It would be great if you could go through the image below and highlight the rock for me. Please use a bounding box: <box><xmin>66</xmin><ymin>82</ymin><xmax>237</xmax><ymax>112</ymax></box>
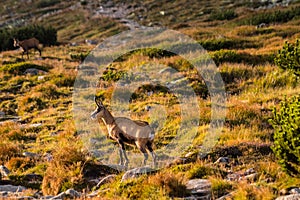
<box><xmin>243</xmin><ymin>173</ymin><xmax>258</xmax><ymax>182</ymax></box>
<box><xmin>85</xmin><ymin>39</ymin><xmax>98</xmax><ymax>45</ymax></box>
<box><xmin>29</xmin><ymin>123</ymin><xmax>43</xmax><ymax>128</ymax></box>
<box><xmin>0</xmin><ymin>165</ymin><xmax>10</xmax><ymax>177</ymax></box>
<box><xmin>290</xmin><ymin>188</ymin><xmax>300</xmax><ymax>194</ymax></box>
<box><xmin>0</xmin><ymin>185</ymin><xmax>26</xmax><ymax>192</ymax></box>
<box><xmin>185</xmin><ymin>151</ymin><xmax>198</xmax><ymax>160</ymax></box>
<box><xmin>0</xmin><ymin>191</ymin><xmax>8</xmax><ymax>197</ymax></box>
<box><xmin>65</xmin><ymin>188</ymin><xmax>81</xmax><ymax>198</ymax></box>
<box><xmin>145</xmin><ymin>105</ymin><xmax>152</xmax><ymax>111</ymax></box>
<box><xmin>226</xmin><ymin>173</ymin><xmax>240</xmax><ymax>181</ymax></box>
<box><xmin>214</xmin><ymin>157</ymin><xmax>229</xmax><ymax>164</ymax></box>
<box><xmin>22</xmin><ymin>152</ymin><xmax>39</xmax><ymax>159</ymax></box>
<box><xmin>0</xmin><ymin>111</ymin><xmax>5</xmax><ymax>116</ymax></box>
<box><xmin>244</xmin><ymin>168</ymin><xmax>255</xmax><ymax>175</ymax></box>
<box><xmin>38</xmin><ymin>76</ymin><xmax>45</xmax><ymax>81</ymax></box>
<box><xmin>121</xmin><ymin>166</ymin><xmax>155</xmax><ymax>182</ymax></box>
<box><xmin>166</xmin><ymin>157</ymin><xmax>191</xmax><ymax>167</ymax></box>
<box><xmin>43</xmin><ymin>153</ymin><xmax>53</xmax><ymax>162</ymax></box>
<box><xmin>41</xmin><ymin>195</ymin><xmax>55</xmax><ymax>199</ymax></box>
<box><xmin>217</xmin><ymin>192</ymin><xmax>234</xmax><ymax>200</ymax></box>
<box><xmin>275</xmin><ymin>194</ymin><xmax>300</xmax><ymax>200</ymax></box>
<box><xmin>87</xmin><ymin>191</ymin><xmax>98</xmax><ymax>198</ymax></box>
<box><xmin>96</xmin><ymin>174</ymin><xmax>117</xmax><ymax>188</ymax></box>
<box><xmin>50</xmin><ymin>192</ymin><xmax>66</xmax><ymax>199</ymax></box>
<box><xmin>16</xmin><ymin>196</ymin><xmax>35</xmax><ymax>200</ymax></box>
<box><xmin>186</xmin><ymin>179</ymin><xmax>211</xmax><ymax>197</ymax></box>
<box><xmin>24</xmin><ymin>68</ymin><xmax>47</xmax><ymax>75</ymax></box>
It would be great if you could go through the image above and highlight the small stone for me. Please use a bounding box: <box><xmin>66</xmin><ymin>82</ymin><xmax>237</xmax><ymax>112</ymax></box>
<box><xmin>121</xmin><ymin>166</ymin><xmax>155</xmax><ymax>182</ymax></box>
<box><xmin>24</xmin><ymin>68</ymin><xmax>47</xmax><ymax>75</ymax></box>
<box><xmin>0</xmin><ymin>191</ymin><xmax>8</xmax><ymax>197</ymax></box>
<box><xmin>50</xmin><ymin>192</ymin><xmax>65</xmax><ymax>199</ymax></box>
<box><xmin>290</xmin><ymin>188</ymin><xmax>300</xmax><ymax>194</ymax></box>
<box><xmin>37</xmin><ymin>76</ymin><xmax>45</xmax><ymax>81</ymax></box>
<box><xmin>96</xmin><ymin>174</ymin><xmax>116</xmax><ymax>188</ymax></box>
<box><xmin>244</xmin><ymin>173</ymin><xmax>258</xmax><ymax>182</ymax></box>
<box><xmin>186</xmin><ymin>179</ymin><xmax>211</xmax><ymax>196</ymax></box>
<box><xmin>43</xmin><ymin>153</ymin><xmax>53</xmax><ymax>162</ymax></box>
<box><xmin>275</xmin><ymin>194</ymin><xmax>300</xmax><ymax>200</ymax></box>
<box><xmin>0</xmin><ymin>165</ymin><xmax>10</xmax><ymax>177</ymax></box>
<box><xmin>244</xmin><ymin>168</ymin><xmax>255</xmax><ymax>175</ymax></box>
<box><xmin>65</xmin><ymin>188</ymin><xmax>81</xmax><ymax>198</ymax></box>
<box><xmin>29</xmin><ymin>123</ymin><xmax>42</xmax><ymax>128</ymax></box>
<box><xmin>22</xmin><ymin>152</ymin><xmax>39</xmax><ymax>159</ymax></box>
<box><xmin>214</xmin><ymin>157</ymin><xmax>229</xmax><ymax>164</ymax></box>
<box><xmin>0</xmin><ymin>185</ymin><xmax>26</xmax><ymax>192</ymax></box>
<box><xmin>87</xmin><ymin>191</ymin><xmax>98</xmax><ymax>198</ymax></box>
<box><xmin>226</xmin><ymin>173</ymin><xmax>240</xmax><ymax>181</ymax></box>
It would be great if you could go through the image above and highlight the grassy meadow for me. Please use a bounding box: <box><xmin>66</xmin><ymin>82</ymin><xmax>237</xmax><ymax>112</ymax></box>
<box><xmin>0</xmin><ymin>0</ymin><xmax>300</xmax><ymax>199</ymax></box>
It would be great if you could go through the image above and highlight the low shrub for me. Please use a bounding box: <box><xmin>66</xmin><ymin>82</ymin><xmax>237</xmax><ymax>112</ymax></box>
<box><xmin>70</xmin><ymin>52</ymin><xmax>89</xmax><ymax>62</ymax></box>
<box><xmin>275</xmin><ymin>39</ymin><xmax>300</xmax><ymax>76</ymax></box>
<box><xmin>199</xmin><ymin>38</ymin><xmax>259</xmax><ymax>51</ymax></box>
<box><xmin>34</xmin><ymin>83</ymin><xmax>63</xmax><ymax>99</ymax></box>
<box><xmin>17</xmin><ymin>93</ymin><xmax>47</xmax><ymax>114</ymax></box>
<box><xmin>0</xmin><ymin>142</ymin><xmax>21</xmax><ymax>163</ymax></box>
<box><xmin>210</xmin><ymin>177</ymin><xmax>232</xmax><ymax>199</ymax></box>
<box><xmin>51</xmin><ymin>74</ymin><xmax>76</xmax><ymax>87</ymax></box>
<box><xmin>208</xmin><ymin>9</ymin><xmax>237</xmax><ymax>21</ymax></box>
<box><xmin>211</xmin><ymin>50</ymin><xmax>274</xmax><ymax>66</ymax></box>
<box><xmin>0</xmin><ymin>62</ymin><xmax>49</xmax><ymax>75</ymax></box>
<box><xmin>269</xmin><ymin>95</ymin><xmax>300</xmax><ymax>176</ymax></box>
<box><xmin>36</xmin><ymin>0</ymin><xmax>61</xmax><ymax>8</ymax></box>
<box><xmin>148</xmin><ymin>171</ymin><xmax>189</xmax><ymax>198</ymax></box>
<box><xmin>239</xmin><ymin>6</ymin><xmax>300</xmax><ymax>25</ymax></box>
<box><xmin>100</xmin><ymin>67</ymin><xmax>126</xmax><ymax>82</ymax></box>
<box><xmin>42</xmin><ymin>161</ymin><xmax>84</xmax><ymax>195</ymax></box>
<box><xmin>6</xmin><ymin>157</ymin><xmax>33</xmax><ymax>172</ymax></box>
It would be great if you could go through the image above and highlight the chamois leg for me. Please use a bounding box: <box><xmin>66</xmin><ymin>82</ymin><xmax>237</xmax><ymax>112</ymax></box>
<box><xmin>136</xmin><ymin>142</ymin><xmax>148</xmax><ymax>165</ymax></box>
<box><xmin>21</xmin><ymin>51</ymin><xmax>25</xmax><ymax>59</ymax></box>
<box><xmin>118</xmin><ymin>141</ymin><xmax>129</xmax><ymax>166</ymax></box>
<box><xmin>146</xmin><ymin>141</ymin><xmax>157</xmax><ymax>167</ymax></box>
<box><xmin>118</xmin><ymin>148</ymin><xmax>124</xmax><ymax>166</ymax></box>
<box><xmin>35</xmin><ymin>47</ymin><xmax>41</xmax><ymax>56</ymax></box>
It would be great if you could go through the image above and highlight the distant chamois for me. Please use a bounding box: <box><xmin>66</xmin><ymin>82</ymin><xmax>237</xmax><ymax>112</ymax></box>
<box><xmin>13</xmin><ymin>37</ymin><xmax>42</xmax><ymax>59</ymax></box>
<box><xmin>91</xmin><ymin>97</ymin><xmax>156</xmax><ymax>167</ymax></box>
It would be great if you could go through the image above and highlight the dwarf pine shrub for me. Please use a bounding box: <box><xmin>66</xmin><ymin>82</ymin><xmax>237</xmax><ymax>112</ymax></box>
<box><xmin>275</xmin><ymin>39</ymin><xmax>300</xmax><ymax>76</ymax></box>
<box><xmin>269</xmin><ymin>95</ymin><xmax>300</xmax><ymax>176</ymax></box>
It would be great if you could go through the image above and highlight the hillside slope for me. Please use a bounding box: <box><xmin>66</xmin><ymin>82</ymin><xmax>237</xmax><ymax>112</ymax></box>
<box><xmin>0</xmin><ymin>0</ymin><xmax>299</xmax><ymax>199</ymax></box>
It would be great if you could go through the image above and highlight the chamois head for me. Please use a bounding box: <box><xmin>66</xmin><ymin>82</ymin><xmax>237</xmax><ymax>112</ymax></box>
<box><xmin>13</xmin><ymin>38</ymin><xmax>20</xmax><ymax>47</ymax></box>
<box><xmin>91</xmin><ymin>97</ymin><xmax>105</xmax><ymax>120</ymax></box>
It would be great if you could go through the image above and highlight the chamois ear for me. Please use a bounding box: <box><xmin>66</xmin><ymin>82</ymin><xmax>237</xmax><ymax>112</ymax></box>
<box><xmin>94</xmin><ymin>96</ymin><xmax>103</xmax><ymax>107</ymax></box>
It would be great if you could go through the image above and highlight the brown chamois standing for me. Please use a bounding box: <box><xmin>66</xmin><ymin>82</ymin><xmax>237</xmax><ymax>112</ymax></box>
<box><xmin>13</xmin><ymin>37</ymin><xmax>42</xmax><ymax>59</ymax></box>
<box><xmin>91</xmin><ymin>97</ymin><xmax>156</xmax><ymax>167</ymax></box>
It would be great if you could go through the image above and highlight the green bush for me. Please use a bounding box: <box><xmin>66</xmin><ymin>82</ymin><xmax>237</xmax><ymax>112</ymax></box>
<box><xmin>0</xmin><ymin>62</ymin><xmax>49</xmax><ymax>75</ymax></box>
<box><xmin>275</xmin><ymin>39</ymin><xmax>300</xmax><ymax>76</ymax></box>
<box><xmin>199</xmin><ymin>38</ymin><xmax>259</xmax><ymax>51</ymax></box>
<box><xmin>269</xmin><ymin>95</ymin><xmax>300</xmax><ymax>176</ymax></box>
<box><xmin>70</xmin><ymin>52</ymin><xmax>89</xmax><ymax>62</ymax></box>
<box><xmin>36</xmin><ymin>0</ymin><xmax>60</xmax><ymax>8</ymax></box>
<box><xmin>211</xmin><ymin>50</ymin><xmax>274</xmax><ymax>65</ymax></box>
<box><xmin>100</xmin><ymin>68</ymin><xmax>126</xmax><ymax>82</ymax></box>
<box><xmin>208</xmin><ymin>9</ymin><xmax>237</xmax><ymax>21</ymax></box>
<box><xmin>240</xmin><ymin>6</ymin><xmax>300</xmax><ymax>25</ymax></box>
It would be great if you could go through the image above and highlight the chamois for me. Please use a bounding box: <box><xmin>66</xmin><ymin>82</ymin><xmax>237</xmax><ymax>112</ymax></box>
<box><xmin>91</xmin><ymin>97</ymin><xmax>156</xmax><ymax>167</ymax></box>
<box><xmin>13</xmin><ymin>37</ymin><xmax>42</xmax><ymax>59</ymax></box>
